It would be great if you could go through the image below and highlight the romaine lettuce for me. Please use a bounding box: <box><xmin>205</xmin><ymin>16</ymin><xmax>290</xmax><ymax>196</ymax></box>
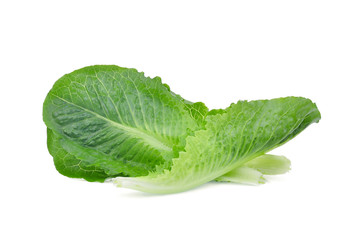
<box><xmin>43</xmin><ymin>65</ymin><xmax>320</xmax><ymax>193</ymax></box>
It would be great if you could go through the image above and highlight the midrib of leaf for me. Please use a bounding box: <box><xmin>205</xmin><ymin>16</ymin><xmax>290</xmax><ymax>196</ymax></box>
<box><xmin>50</xmin><ymin>93</ymin><xmax>173</xmax><ymax>152</ymax></box>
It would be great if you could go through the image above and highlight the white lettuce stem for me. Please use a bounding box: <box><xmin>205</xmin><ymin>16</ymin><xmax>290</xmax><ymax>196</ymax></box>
<box><xmin>215</xmin><ymin>166</ymin><xmax>266</xmax><ymax>185</ymax></box>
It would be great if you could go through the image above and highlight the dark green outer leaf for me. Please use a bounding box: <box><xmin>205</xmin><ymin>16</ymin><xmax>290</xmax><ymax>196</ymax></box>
<box><xmin>43</xmin><ymin>65</ymin><xmax>202</xmax><ymax>177</ymax></box>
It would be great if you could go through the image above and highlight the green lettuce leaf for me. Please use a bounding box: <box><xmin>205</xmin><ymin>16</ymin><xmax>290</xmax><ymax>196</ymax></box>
<box><xmin>113</xmin><ymin>97</ymin><xmax>320</xmax><ymax>193</ymax></box>
<box><xmin>43</xmin><ymin>65</ymin><xmax>204</xmax><ymax>177</ymax></box>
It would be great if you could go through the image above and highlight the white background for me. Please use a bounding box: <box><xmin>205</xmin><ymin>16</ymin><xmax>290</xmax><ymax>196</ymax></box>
<box><xmin>1</xmin><ymin>1</ymin><xmax>358</xmax><ymax>239</ymax></box>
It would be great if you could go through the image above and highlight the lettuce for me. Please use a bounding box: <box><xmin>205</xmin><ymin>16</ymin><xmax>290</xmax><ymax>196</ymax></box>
<box><xmin>43</xmin><ymin>65</ymin><xmax>320</xmax><ymax>193</ymax></box>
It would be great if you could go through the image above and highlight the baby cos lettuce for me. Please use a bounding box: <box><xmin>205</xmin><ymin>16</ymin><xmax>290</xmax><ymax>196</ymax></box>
<box><xmin>43</xmin><ymin>65</ymin><xmax>320</xmax><ymax>194</ymax></box>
